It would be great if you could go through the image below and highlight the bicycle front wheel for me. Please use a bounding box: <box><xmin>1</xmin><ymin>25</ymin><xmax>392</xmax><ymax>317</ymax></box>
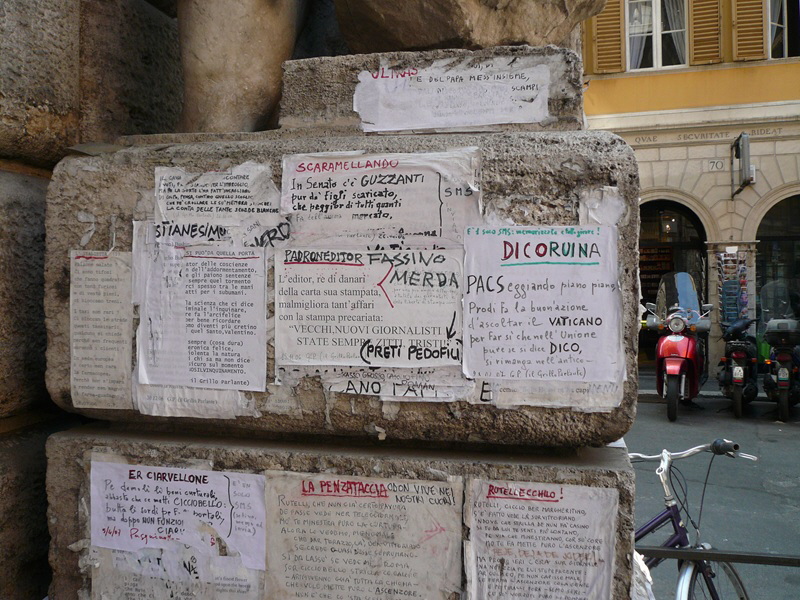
<box><xmin>675</xmin><ymin>560</ymin><xmax>749</xmax><ymax>600</ymax></box>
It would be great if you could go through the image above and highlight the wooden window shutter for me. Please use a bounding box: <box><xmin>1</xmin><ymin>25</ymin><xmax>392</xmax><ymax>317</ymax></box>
<box><xmin>689</xmin><ymin>0</ymin><xmax>723</xmax><ymax>64</ymax></box>
<box><xmin>733</xmin><ymin>0</ymin><xmax>767</xmax><ymax>60</ymax></box>
<box><xmin>591</xmin><ymin>0</ymin><xmax>625</xmax><ymax>73</ymax></box>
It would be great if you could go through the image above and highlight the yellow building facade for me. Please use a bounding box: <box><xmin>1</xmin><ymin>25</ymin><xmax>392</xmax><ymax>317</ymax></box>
<box><xmin>582</xmin><ymin>0</ymin><xmax>800</xmax><ymax>366</ymax></box>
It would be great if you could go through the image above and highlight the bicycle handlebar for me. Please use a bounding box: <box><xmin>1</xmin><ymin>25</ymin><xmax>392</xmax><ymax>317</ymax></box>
<box><xmin>629</xmin><ymin>439</ymin><xmax>757</xmax><ymax>462</ymax></box>
<box><xmin>710</xmin><ymin>438</ymin><xmax>738</xmax><ymax>455</ymax></box>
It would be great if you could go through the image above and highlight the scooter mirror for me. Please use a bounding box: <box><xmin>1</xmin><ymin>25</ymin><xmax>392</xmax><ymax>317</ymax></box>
<box><xmin>702</xmin><ymin>303</ymin><xmax>713</xmax><ymax>313</ymax></box>
<box><xmin>646</xmin><ymin>314</ymin><xmax>660</xmax><ymax>330</ymax></box>
<box><xmin>645</xmin><ymin>302</ymin><xmax>656</xmax><ymax>313</ymax></box>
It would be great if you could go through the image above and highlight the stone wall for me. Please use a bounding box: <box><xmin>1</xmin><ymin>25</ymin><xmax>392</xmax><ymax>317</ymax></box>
<box><xmin>47</xmin><ymin>426</ymin><xmax>635</xmax><ymax>599</ymax></box>
<box><xmin>45</xmin><ymin>129</ymin><xmax>640</xmax><ymax>448</ymax></box>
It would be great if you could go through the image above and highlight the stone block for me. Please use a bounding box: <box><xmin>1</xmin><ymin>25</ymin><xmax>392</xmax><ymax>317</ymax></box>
<box><xmin>45</xmin><ymin>130</ymin><xmax>640</xmax><ymax>448</ymax></box>
<box><xmin>46</xmin><ymin>425</ymin><xmax>635</xmax><ymax>599</ymax></box>
<box><xmin>79</xmin><ymin>0</ymin><xmax>182</xmax><ymax>144</ymax></box>
<box><xmin>280</xmin><ymin>46</ymin><xmax>584</xmax><ymax>134</ymax></box>
<box><xmin>0</xmin><ymin>0</ymin><xmax>180</xmax><ymax>167</ymax></box>
<box><xmin>0</xmin><ymin>167</ymin><xmax>49</xmax><ymax>417</ymax></box>
<box><xmin>332</xmin><ymin>0</ymin><xmax>604</xmax><ymax>53</ymax></box>
<box><xmin>0</xmin><ymin>0</ymin><xmax>81</xmax><ymax>166</ymax></box>
<box><xmin>1</xmin><ymin>413</ymin><xmax>75</xmax><ymax>599</ymax></box>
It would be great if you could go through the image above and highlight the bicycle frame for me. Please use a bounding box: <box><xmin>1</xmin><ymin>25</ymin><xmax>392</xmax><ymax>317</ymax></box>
<box><xmin>631</xmin><ymin>440</ymin><xmax>756</xmax><ymax>600</ymax></box>
<box><xmin>635</xmin><ymin>503</ymin><xmax>690</xmax><ymax>570</ymax></box>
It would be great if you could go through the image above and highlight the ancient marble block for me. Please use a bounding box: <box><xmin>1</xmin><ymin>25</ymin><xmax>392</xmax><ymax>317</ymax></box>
<box><xmin>46</xmin><ymin>425</ymin><xmax>635</xmax><ymax>599</ymax></box>
<box><xmin>177</xmin><ymin>0</ymin><xmax>306</xmax><ymax>133</ymax></box>
<box><xmin>44</xmin><ymin>130</ymin><xmax>640</xmax><ymax>448</ymax></box>
<box><xmin>0</xmin><ymin>0</ymin><xmax>80</xmax><ymax>166</ymax></box>
<box><xmin>0</xmin><ymin>168</ymin><xmax>49</xmax><ymax>416</ymax></box>
<box><xmin>0</xmin><ymin>0</ymin><xmax>180</xmax><ymax>167</ymax></box>
<box><xmin>280</xmin><ymin>46</ymin><xmax>584</xmax><ymax>134</ymax></box>
<box><xmin>333</xmin><ymin>0</ymin><xmax>605</xmax><ymax>53</ymax></box>
<box><xmin>79</xmin><ymin>0</ymin><xmax>182</xmax><ymax>143</ymax></box>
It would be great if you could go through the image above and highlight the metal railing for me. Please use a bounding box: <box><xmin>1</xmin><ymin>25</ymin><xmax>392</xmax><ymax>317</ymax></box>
<box><xmin>637</xmin><ymin>545</ymin><xmax>800</xmax><ymax>568</ymax></box>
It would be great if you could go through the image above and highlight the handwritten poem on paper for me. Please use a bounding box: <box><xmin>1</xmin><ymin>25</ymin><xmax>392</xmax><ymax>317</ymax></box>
<box><xmin>353</xmin><ymin>57</ymin><xmax>550</xmax><ymax>132</ymax></box>
<box><xmin>264</xmin><ymin>472</ymin><xmax>463</xmax><ymax>599</ymax></box>
<box><xmin>90</xmin><ymin>461</ymin><xmax>266</xmax><ymax>571</ymax></box>
<box><xmin>463</xmin><ymin>226</ymin><xmax>623</xmax><ymax>383</ymax></box>
<box><xmin>467</xmin><ymin>479</ymin><xmax>618</xmax><ymax>600</ymax></box>
<box><xmin>155</xmin><ymin>162</ymin><xmax>281</xmax><ymax>225</ymax></box>
<box><xmin>281</xmin><ymin>149</ymin><xmax>480</xmax><ymax>244</ymax></box>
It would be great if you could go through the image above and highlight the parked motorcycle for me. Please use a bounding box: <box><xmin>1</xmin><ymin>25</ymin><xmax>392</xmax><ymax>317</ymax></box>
<box><xmin>644</xmin><ymin>272</ymin><xmax>713</xmax><ymax>422</ymax></box>
<box><xmin>716</xmin><ymin>318</ymin><xmax>758</xmax><ymax>418</ymax></box>
<box><xmin>761</xmin><ymin>280</ymin><xmax>800</xmax><ymax>422</ymax></box>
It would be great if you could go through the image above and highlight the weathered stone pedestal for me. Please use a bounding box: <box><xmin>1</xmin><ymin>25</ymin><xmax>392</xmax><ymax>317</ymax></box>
<box><xmin>47</xmin><ymin>426</ymin><xmax>634</xmax><ymax>599</ymax></box>
<box><xmin>45</xmin><ymin>46</ymin><xmax>639</xmax><ymax>598</ymax></box>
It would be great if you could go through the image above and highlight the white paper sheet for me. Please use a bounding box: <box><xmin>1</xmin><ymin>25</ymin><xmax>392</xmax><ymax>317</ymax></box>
<box><xmin>90</xmin><ymin>460</ymin><xmax>266</xmax><ymax>571</ymax></box>
<box><xmin>133</xmin><ymin>383</ymin><xmax>257</xmax><ymax>419</ymax></box>
<box><xmin>154</xmin><ymin>162</ymin><xmax>281</xmax><ymax>225</ymax></box>
<box><xmin>264</xmin><ymin>471</ymin><xmax>463</xmax><ymax>599</ymax></box>
<box><xmin>354</xmin><ymin>57</ymin><xmax>550</xmax><ymax>132</ymax></box>
<box><xmin>487</xmin><ymin>380</ymin><xmax>624</xmax><ymax>411</ymax></box>
<box><xmin>275</xmin><ymin>248</ymin><xmax>463</xmax><ymax>367</ymax></box>
<box><xmin>280</xmin><ymin>148</ymin><xmax>481</xmax><ymax>245</ymax></box>
<box><xmin>137</xmin><ymin>246</ymin><xmax>267</xmax><ymax>391</ymax></box>
<box><xmin>466</xmin><ymin>479</ymin><xmax>618</xmax><ymax>600</ymax></box>
<box><xmin>70</xmin><ymin>250</ymin><xmax>134</xmax><ymax>409</ymax></box>
<box><xmin>90</xmin><ymin>547</ymin><xmax>264</xmax><ymax>599</ymax></box>
<box><xmin>151</xmin><ymin>220</ymin><xmax>234</xmax><ymax>246</ymax></box>
<box><xmin>463</xmin><ymin>226</ymin><xmax>624</xmax><ymax>385</ymax></box>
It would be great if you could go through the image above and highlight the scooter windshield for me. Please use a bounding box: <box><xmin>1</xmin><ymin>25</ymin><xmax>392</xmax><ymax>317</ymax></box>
<box><xmin>655</xmin><ymin>272</ymin><xmax>701</xmax><ymax>324</ymax></box>
<box><xmin>760</xmin><ymin>279</ymin><xmax>800</xmax><ymax>321</ymax></box>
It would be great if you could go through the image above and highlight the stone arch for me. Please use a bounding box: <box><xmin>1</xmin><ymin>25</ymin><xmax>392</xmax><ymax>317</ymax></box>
<box><xmin>639</xmin><ymin>187</ymin><xmax>720</xmax><ymax>242</ymax></box>
<box><xmin>742</xmin><ymin>182</ymin><xmax>800</xmax><ymax>240</ymax></box>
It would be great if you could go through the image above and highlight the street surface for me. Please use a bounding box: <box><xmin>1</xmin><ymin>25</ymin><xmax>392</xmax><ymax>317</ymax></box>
<box><xmin>624</xmin><ymin>381</ymin><xmax>800</xmax><ymax>599</ymax></box>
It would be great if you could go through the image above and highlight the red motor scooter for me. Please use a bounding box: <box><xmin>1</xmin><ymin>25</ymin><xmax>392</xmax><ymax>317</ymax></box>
<box><xmin>644</xmin><ymin>272</ymin><xmax>713</xmax><ymax>422</ymax></box>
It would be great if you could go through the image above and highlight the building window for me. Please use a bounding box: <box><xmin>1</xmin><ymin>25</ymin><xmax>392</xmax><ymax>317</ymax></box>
<box><xmin>627</xmin><ymin>0</ymin><xmax>687</xmax><ymax>69</ymax></box>
<box><xmin>769</xmin><ymin>0</ymin><xmax>800</xmax><ymax>58</ymax></box>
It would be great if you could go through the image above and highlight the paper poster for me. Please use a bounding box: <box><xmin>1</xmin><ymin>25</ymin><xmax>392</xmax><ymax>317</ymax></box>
<box><xmin>280</xmin><ymin>149</ymin><xmax>481</xmax><ymax>245</ymax></box>
<box><xmin>239</xmin><ymin>216</ymin><xmax>292</xmax><ymax>249</ymax></box>
<box><xmin>264</xmin><ymin>471</ymin><xmax>463</xmax><ymax>599</ymax></box>
<box><xmin>463</xmin><ymin>226</ymin><xmax>624</xmax><ymax>384</ymax></box>
<box><xmin>90</xmin><ymin>460</ymin><xmax>266</xmax><ymax>571</ymax></box>
<box><xmin>154</xmin><ymin>162</ymin><xmax>281</xmax><ymax>225</ymax></box>
<box><xmin>275</xmin><ymin>248</ymin><xmax>463</xmax><ymax>367</ymax></box>
<box><xmin>137</xmin><ymin>246</ymin><xmax>267</xmax><ymax>391</ymax></box>
<box><xmin>353</xmin><ymin>57</ymin><xmax>550</xmax><ymax>132</ymax></box>
<box><xmin>488</xmin><ymin>380</ymin><xmax>623</xmax><ymax>411</ymax></box>
<box><xmin>91</xmin><ymin>547</ymin><xmax>264</xmax><ymax>600</ymax></box>
<box><xmin>466</xmin><ymin>479</ymin><xmax>618</xmax><ymax>600</ymax></box>
<box><xmin>70</xmin><ymin>251</ymin><xmax>134</xmax><ymax>409</ymax></box>
<box><xmin>321</xmin><ymin>365</ymin><xmax>471</xmax><ymax>400</ymax></box>
<box><xmin>133</xmin><ymin>383</ymin><xmax>257</xmax><ymax>419</ymax></box>
<box><xmin>152</xmin><ymin>220</ymin><xmax>233</xmax><ymax>246</ymax></box>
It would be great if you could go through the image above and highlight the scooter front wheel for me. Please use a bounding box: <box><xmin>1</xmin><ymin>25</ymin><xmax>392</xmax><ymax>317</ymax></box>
<box><xmin>733</xmin><ymin>385</ymin><xmax>743</xmax><ymax>418</ymax></box>
<box><xmin>666</xmin><ymin>374</ymin><xmax>680</xmax><ymax>422</ymax></box>
<box><xmin>778</xmin><ymin>388</ymin><xmax>790</xmax><ymax>422</ymax></box>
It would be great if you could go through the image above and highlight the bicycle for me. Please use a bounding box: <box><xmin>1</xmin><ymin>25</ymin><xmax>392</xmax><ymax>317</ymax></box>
<box><xmin>630</xmin><ymin>438</ymin><xmax>758</xmax><ymax>599</ymax></box>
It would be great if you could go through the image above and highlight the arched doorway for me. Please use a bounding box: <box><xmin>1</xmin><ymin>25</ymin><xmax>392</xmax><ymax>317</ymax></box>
<box><xmin>639</xmin><ymin>200</ymin><xmax>708</xmax><ymax>362</ymax></box>
<box><xmin>756</xmin><ymin>194</ymin><xmax>800</xmax><ymax>289</ymax></box>
<box><xmin>755</xmin><ymin>194</ymin><xmax>800</xmax><ymax>359</ymax></box>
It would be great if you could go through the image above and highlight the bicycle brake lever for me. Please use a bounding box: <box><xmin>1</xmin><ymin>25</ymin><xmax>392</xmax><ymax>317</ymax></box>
<box><xmin>735</xmin><ymin>452</ymin><xmax>758</xmax><ymax>461</ymax></box>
